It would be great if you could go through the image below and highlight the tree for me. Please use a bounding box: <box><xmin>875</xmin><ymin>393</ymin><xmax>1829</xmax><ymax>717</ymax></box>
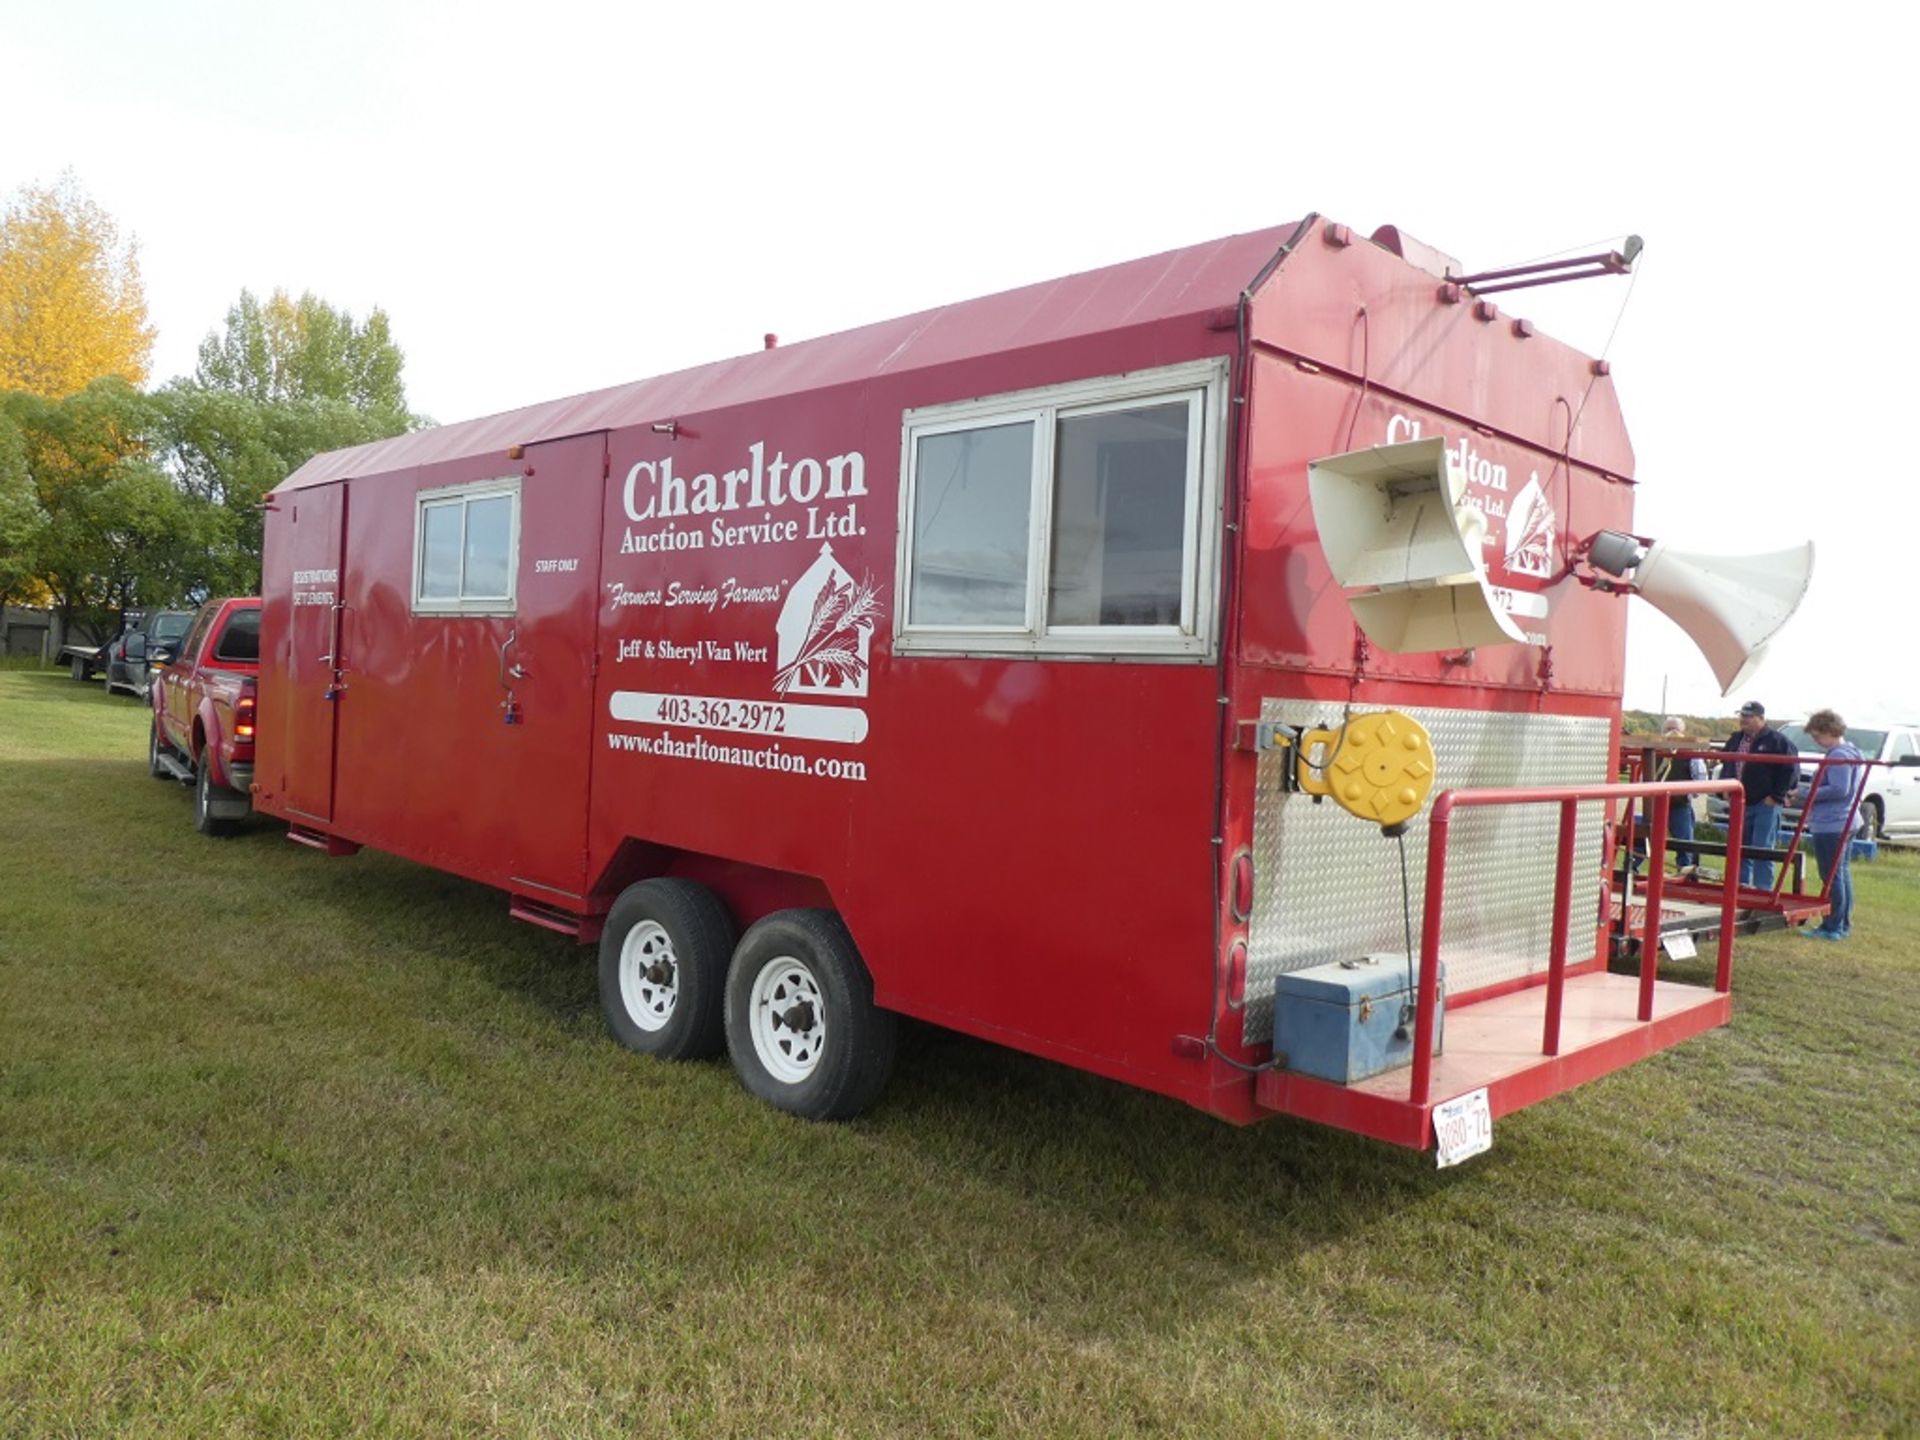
<box><xmin>194</xmin><ymin>288</ymin><xmax>412</xmax><ymax>426</ymax></box>
<box><xmin>153</xmin><ymin>384</ymin><xmax>406</xmax><ymax>593</ymax></box>
<box><xmin>0</xmin><ymin>174</ymin><xmax>154</xmax><ymax>398</ymax></box>
<box><xmin>0</xmin><ymin>405</ymin><xmax>49</xmax><ymax>604</ymax></box>
<box><xmin>1</xmin><ymin>380</ymin><xmax>214</xmax><ymax>636</ymax></box>
<box><xmin>171</xmin><ymin>286</ymin><xmax>423</xmax><ymax>590</ymax></box>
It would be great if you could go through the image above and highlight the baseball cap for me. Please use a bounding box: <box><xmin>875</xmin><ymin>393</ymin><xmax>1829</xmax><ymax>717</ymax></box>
<box><xmin>1739</xmin><ymin>701</ymin><xmax>1765</xmax><ymax>717</ymax></box>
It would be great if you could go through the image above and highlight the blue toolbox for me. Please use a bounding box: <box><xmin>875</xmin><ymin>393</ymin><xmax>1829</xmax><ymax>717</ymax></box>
<box><xmin>1272</xmin><ymin>953</ymin><xmax>1444</xmax><ymax>1084</ymax></box>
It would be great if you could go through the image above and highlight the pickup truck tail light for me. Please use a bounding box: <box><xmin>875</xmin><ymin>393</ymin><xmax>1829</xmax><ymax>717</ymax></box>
<box><xmin>234</xmin><ymin>695</ymin><xmax>257</xmax><ymax>753</ymax></box>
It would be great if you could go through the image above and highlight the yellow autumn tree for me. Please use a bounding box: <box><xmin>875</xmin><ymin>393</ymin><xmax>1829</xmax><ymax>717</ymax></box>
<box><xmin>0</xmin><ymin>174</ymin><xmax>155</xmax><ymax>399</ymax></box>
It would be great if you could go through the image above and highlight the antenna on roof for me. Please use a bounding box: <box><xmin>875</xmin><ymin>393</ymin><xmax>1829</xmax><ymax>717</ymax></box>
<box><xmin>1450</xmin><ymin>236</ymin><xmax>1643</xmax><ymax>296</ymax></box>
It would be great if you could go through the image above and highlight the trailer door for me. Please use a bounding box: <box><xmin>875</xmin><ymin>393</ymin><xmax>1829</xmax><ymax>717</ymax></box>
<box><xmin>280</xmin><ymin>481</ymin><xmax>348</xmax><ymax>823</ymax></box>
<box><xmin>506</xmin><ymin>433</ymin><xmax>607</xmax><ymax>900</ymax></box>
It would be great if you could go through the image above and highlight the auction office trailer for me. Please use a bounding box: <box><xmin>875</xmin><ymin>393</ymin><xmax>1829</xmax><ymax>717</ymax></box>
<box><xmin>258</xmin><ymin>216</ymin><xmax>1733</xmax><ymax>1149</ymax></box>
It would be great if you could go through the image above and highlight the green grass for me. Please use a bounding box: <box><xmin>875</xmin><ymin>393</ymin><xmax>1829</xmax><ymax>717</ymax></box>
<box><xmin>1</xmin><ymin>669</ymin><xmax>1915</xmax><ymax>1439</ymax></box>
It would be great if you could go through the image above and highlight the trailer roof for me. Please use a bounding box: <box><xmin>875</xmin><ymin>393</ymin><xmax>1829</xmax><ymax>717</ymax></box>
<box><xmin>275</xmin><ymin>223</ymin><xmax>1305</xmax><ymax>492</ymax></box>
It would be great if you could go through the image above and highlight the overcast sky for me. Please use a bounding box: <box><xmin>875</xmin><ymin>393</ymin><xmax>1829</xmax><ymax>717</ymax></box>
<box><xmin>4</xmin><ymin>1</ymin><xmax>1910</xmax><ymax>723</ymax></box>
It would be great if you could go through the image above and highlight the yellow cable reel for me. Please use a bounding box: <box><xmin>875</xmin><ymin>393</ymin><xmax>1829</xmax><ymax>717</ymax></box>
<box><xmin>1296</xmin><ymin>710</ymin><xmax>1436</xmax><ymax>832</ymax></box>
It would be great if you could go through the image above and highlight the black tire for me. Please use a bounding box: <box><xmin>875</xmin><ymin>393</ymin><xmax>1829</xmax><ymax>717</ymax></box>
<box><xmin>725</xmin><ymin>908</ymin><xmax>896</xmax><ymax>1121</ymax></box>
<box><xmin>70</xmin><ymin>656</ymin><xmax>87</xmax><ymax>682</ymax></box>
<box><xmin>598</xmin><ymin>878</ymin><xmax>737</xmax><ymax>1061</ymax></box>
<box><xmin>192</xmin><ymin>759</ymin><xmax>241</xmax><ymax>838</ymax></box>
<box><xmin>1861</xmin><ymin>797</ymin><xmax>1885</xmax><ymax>840</ymax></box>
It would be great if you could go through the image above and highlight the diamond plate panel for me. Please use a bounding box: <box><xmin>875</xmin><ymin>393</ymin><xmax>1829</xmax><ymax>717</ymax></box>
<box><xmin>1242</xmin><ymin>700</ymin><xmax>1612</xmax><ymax>1046</ymax></box>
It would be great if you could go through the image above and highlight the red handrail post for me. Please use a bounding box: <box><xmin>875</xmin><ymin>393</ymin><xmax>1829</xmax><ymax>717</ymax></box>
<box><xmin>1410</xmin><ymin>795</ymin><xmax>1454</xmax><ymax>1107</ymax></box>
<box><xmin>1804</xmin><ymin>755</ymin><xmax>1835</xmax><ymax>901</ymax></box>
<box><xmin>1541</xmin><ymin>797</ymin><xmax>1579</xmax><ymax>1056</ymax></box>
<box><xmin>1774</xmin><ymin>770</ymin><xmax>1814</xmax><ymax>903</ymax></box>
<box><xmin>1638</xmin><ymin>795</ymin><xmax>1670</xmax><ymax>1021</ymax></box>
<box><xmin>1718</xmin><ymin>789</ymin><xmax>1744</xmax><ymax>993</ymax></box>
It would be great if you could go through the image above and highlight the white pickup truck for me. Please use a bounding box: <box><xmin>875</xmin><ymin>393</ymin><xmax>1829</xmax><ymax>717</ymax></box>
<box><xmin>1779</xmin><ymin>721</ymin><xmax>1920</xmax><ymax>839</ymax></box>
<box><xmin>1705</xmin><ymin>721</ymin><xmax>1920</xmax><ymax>839</ymax></box>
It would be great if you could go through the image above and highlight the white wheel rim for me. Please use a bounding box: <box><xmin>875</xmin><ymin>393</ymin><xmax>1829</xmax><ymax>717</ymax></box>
<box><xmin>749</xmin><ymin>955</ymin><xmax>826</xmax><ymax>1084</ymax></box>
<box><xmin>618</xmin><ymin>920</ymin><xmax>679</xmax><ymax>1032</ymax></box>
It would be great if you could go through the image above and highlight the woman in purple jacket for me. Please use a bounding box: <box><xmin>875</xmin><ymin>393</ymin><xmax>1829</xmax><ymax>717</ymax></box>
<box><xmin>1803</xmin><ymin>708</ymin><xmax>1865</xmax><ymax>941</ymax></box>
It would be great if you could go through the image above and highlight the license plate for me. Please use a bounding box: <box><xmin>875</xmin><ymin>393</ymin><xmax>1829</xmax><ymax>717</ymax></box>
<box><xmin>1433</xmin><ymin>1087</ymin><xmax>1493</xmax><ymax>1167</ymax></box>
<box><xmin>1662</xmin><ymin>930</ymin><xmax>1698</xmax><ymax>960</ymax></box>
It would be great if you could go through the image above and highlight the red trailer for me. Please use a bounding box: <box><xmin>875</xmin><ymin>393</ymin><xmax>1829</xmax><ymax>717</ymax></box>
<box><xmin>255</xmin><ymin>216</ymin><xmax>1763</xmax><ymax>1155</ymax></box>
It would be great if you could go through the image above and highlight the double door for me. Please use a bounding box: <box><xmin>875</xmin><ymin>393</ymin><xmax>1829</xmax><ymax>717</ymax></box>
<box><xmin>270</xmin><ymin>435</ymin><xmax>606</xmax><ymax>898</ymax></box>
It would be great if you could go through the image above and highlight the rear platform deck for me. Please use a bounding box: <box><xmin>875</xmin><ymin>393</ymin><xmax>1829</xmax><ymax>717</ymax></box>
<box><xmin>1255</xmin><ymin>971</ymin><xmax>1731</xmax><ymax>1149</ymax></box>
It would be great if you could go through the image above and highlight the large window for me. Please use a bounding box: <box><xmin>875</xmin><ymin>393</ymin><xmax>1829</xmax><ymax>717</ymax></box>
<box><xmin>412</xmin><ymin>479</ymin><xmax>520</xmax><ymax>614</ymax></box>
<box><xmin>896</xmin><ymin>360</ymin><xmax>1225</xmax><ymax>658</ymax></box>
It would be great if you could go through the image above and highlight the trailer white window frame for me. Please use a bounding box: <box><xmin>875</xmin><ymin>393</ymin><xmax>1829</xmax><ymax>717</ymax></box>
<box><xmin>894</xmin><ymin>358</ymin><xmax>1227</xmax><ymax>660</ymax></box>
<box><xmin>411</xmin><ymin>476</ymin><xmax>522</xmax><ymax>616</ymax></box>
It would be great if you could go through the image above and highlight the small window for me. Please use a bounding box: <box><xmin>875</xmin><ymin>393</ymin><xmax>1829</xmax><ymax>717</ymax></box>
<box><xmin>413</xmin><ymin>479</ymin><xmax>520</xmax><ymax>613</ymax></box>
<box><xmin>213</xmin><ymin>608</ymin><xmax>261</xmax><ymax>663</ymax></box>
<box><xmin>908</xmin><ymin>420</ymin><xmax>1036</xmax><ymax>628</ymax></box>
<box><xmin>896</xmin><ymin>360</ymin><xmax>1224</xmax><ymax>659</ymax></box>
<box><xmin>1889</xmin><ymin>732</ymin><xmax>1916</xmax><ymax>763</ymax></box>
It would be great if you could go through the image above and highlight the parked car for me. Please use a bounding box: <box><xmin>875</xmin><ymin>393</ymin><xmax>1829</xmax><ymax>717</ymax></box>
<box><xmin>1707</xmin><ymin>721</ymin><xmax>1920</xmax><ymax>837</ymax></box>
<box><xmin>102</xmin><ymin>609</ymin><xmax>193</xmax><ymax>696</ymax></box>
<box><xmin>149</xmin><ymin>597</ymin><xmax>261</xmax><ymax>835</ymax></box>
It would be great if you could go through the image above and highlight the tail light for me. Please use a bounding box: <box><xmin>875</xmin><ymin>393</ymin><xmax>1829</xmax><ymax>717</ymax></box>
<box><xmin>235</xmin><ymin>695</ymin><xmax>256</xmax><ymax>742</ymax></box>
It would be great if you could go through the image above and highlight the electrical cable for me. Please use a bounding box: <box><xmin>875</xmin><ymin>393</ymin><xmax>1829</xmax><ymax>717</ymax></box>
<box><xmin>1556</xmin><ymin>251</ymin><xmax>1646</xmax><ymax>570</ymax></box>
<box><xmin>1341</xmin><ymin>305</ymin><xmax>1370</xmax><ymax>452</ymax></box>
<box><xmin>1395</xmin><ymin>829</ymin><xmax>1417</xmax><ymax>1033</ymax></box>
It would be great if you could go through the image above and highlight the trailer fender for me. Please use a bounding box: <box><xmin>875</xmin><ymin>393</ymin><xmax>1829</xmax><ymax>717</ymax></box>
<box><xmin>593</xmin><ymin>840</ymin><xmax>834</xmax><ymax>935</ymax></box>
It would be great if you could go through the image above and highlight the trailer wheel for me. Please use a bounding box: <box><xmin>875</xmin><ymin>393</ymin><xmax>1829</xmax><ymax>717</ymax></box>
<box><xmin>725</xmin><ymin>909</ymin><xmax>896</xmax><ymax>1122</ymax></box>
<box><xmin>192</xmin><ymin>759</ymin><xmax>241</xmax><ymax>838</ymax></box>
<box><xmin>598</xmin><ymin>879</ymin><xmax>737</xmax><ymax>1061</ymax></box>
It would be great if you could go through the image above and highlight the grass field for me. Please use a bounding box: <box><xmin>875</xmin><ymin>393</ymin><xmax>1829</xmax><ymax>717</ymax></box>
<box><xmin>1</xmin><ymin>667</ymin><xmax>1915</xmax><ymax>1438</ymax></box>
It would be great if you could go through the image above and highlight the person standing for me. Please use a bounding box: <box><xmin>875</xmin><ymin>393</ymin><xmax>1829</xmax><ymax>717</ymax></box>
<box><xmin>1719</xmin><ymin>701</ymin><xmax>1797</xmax><ymax>889</ymax></box>
<box><xmin>1801</xmin><ymin>709</ymin><xmax>1864</xmax><ymax>941</ymax></box>
<box><xmin>1658</xmin><ymin>716</ymin><xmax>1707</xmax><ymax>872</ymax></box>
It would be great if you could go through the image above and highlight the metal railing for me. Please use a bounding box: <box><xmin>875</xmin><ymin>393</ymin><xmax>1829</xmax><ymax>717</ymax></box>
<box><xmin>1408</xmin><ymin>778</ymin><xmax>1745</xmax><ymax>1107</ymax></box>
<box><xmin>1621</xmin><ymin>746</ymin><xmax>1882</xmax><ymax>906</ymax></box>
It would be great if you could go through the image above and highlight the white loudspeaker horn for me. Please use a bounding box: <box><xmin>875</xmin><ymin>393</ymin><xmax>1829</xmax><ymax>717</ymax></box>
<box><xmin>1586</xmin><ymin>530</ymin><xmax>1814</xmax><ymax>696</ymax></box>
<box><xmin>1309</xmin><ymin>437</ymin><xmax>1530</xmax><ymax>652</ymax></box>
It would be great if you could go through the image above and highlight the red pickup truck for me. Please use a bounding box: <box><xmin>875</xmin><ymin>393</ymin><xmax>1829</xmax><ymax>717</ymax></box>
<box><xmin>150</xmin><ymin>597</ymin><xmax>261</xmax><ymax>835</ymax></box>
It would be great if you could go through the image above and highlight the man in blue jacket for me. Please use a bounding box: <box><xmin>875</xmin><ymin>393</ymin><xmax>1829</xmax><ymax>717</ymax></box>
<box><xmin>1720</xmin><ymin>701</ymin><xmax>1798</xmax><ymax>889</ymax></box>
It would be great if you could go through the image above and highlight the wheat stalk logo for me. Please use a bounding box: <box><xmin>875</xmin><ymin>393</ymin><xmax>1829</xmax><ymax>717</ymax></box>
<box><xmin>773</xmin><ymin>571</ymin><xmax>883</xmax><ymax>695</ymax></box>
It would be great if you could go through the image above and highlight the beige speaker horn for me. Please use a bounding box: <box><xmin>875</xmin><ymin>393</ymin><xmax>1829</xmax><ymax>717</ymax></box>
<box><xmin>1585</xmin><ymin>530</ymin><xmax>1814</xmax><ymax>696</ymax></box>
<box><xmin>1309</xmin><ymin>437</ymin><xmax>1530</xmax><ymax>652</ymax></box>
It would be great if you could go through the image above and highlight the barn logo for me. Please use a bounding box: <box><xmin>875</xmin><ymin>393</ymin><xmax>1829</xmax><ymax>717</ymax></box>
<box><xmin>772</xmin><ymin>543</ymin><xmax>883</xmax><ymax>697</ymax></box>
<box><xmin>1502</xmin><ymin>476</ymin><xmax>1556</xmax><ymax>579</ymax></box>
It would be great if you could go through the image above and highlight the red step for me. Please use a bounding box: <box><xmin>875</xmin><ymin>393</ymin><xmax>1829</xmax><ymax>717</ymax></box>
<box><xmin>286</xmin><ymin>824</ymin><xmax>361</xmax><ymax>857</ymax></box>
